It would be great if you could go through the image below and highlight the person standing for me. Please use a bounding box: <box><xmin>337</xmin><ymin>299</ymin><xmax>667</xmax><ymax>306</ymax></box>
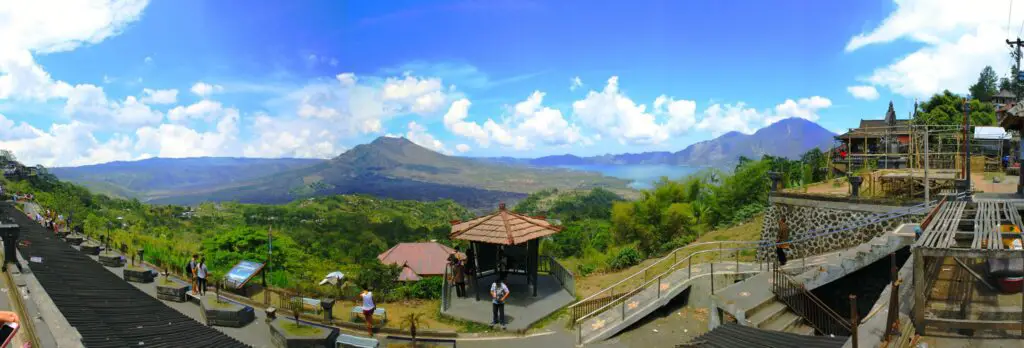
<box><xmin>187</xmin><ymin>254</ymin><xmax>198</xmax><ymax>295</ymax></box>
<box><xmin>453</xmin><ymin>260</ymin><xmax>466</xmax><ymax>298</ymax></box>
<box><xmin>196</xmin><ymin>258</ymin><xmax>208</xmax><ymax>296</ymax></box>
<box><xmin>490</xmin><ymin>277</ymin><xmax>509</xmax><ymax>327</ymax></box>
<box><xmin>776</xmin><ymin>216</ymin><xmax>790</xmax><ymax>267</ymax></box>
<box><xmin>360</xmin><ymin>287</ymin><xmax>376</xmax><ymax>337</ymax></box>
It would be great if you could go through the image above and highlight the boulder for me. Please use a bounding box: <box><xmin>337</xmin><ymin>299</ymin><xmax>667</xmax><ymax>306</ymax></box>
<box><xmin>269</xmin><ymin>317</ymin><xmax>340</xmax><ymax>348</ymax></box>
<box><xmin>200</xmin><ymin>295</ymin><xmax>255</xmax><ymax>328</ymax></box>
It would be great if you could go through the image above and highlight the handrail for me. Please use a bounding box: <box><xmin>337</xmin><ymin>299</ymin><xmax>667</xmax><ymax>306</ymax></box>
<box><xmin>772</xmin><ymin>267</ymin><xmax>851</xmax><ymax>336</ymax></box>
<box><xmin>544</xmin><ymin>256</ymin><xmax>576</xmax><ymax>297</ymax></box>
<box><xmin>570</xmin><ymin>193</ymin><xmax>963</xmax><ymax>328</ymax></box>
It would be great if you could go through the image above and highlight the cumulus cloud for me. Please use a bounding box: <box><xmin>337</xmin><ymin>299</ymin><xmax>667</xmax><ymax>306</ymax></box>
<box><xmin>404</xmin><ymin>121</ymin><xmax>450</xmax><ymax>154</ymax></box>
<box><xmin>847</xmin><ymin>85</ymin><xmax>880</xmax><ymax>100</ymax></box>
<box><xmin>167</xmin><ymin>100</ymin><xmax>236</xmax><ymax>123</ymax></box>
<box><xmin>455</xmin><ymin>144</ymin><xmax>470</xmax><ymax>153</ymax></box>
<box><xmin>572</xmin><ymin>76</ymin><xmax>696</xmax><ymax>144</ymax></box>
<box><xmin>847</xmin><ymin>0</ymin><xmax>1021</xmax><ymax>98</ymax></box>
<box><xmin>141</xmin><ymin>88</ymin><xmax>178</xmax><ymax>104</ymax></box>
<box><xmin>63</xmin><ymin>84</ymin><xmax>164</xmax><ymax>127</ymax></box>
<box><xmin>191</xmin><ymin>82</ymin><xmax>224</xmax><ymax>98</ymax></box>
<box><xmin>443</xmin><ymin>91</ymin><xmax>587</xmax><ymax>151</ymax></box>
<box><xmin>243</xmin><ymin>115</ymin><xmax>341</xmax><ymax>159</ymax></box>
<box><xmin>0</xmin><ymin>121</ymin><xmax>138</xmax><ymax>167</ymax></box>
<box><xmin>135</xmin><ymin>108</ymin><xmax>240</xmax><ymax>158</ymax></box>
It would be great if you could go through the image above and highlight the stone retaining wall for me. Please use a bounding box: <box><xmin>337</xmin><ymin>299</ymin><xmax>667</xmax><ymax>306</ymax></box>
<box><xmin>759</xmin><ymin>195</ymin><xmax>925</xmax><ymax>261</ymax></box>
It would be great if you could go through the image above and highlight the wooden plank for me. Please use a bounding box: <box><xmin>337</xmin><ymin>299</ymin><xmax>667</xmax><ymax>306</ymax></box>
<box><xmin>919</xmin><ymin>247</ymin><xmax>1024</xmax><ymax>258</ymax></box>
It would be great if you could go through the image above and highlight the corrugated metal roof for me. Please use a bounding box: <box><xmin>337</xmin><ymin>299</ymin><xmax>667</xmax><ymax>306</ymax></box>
<box><xmin>377</xmin><ymin>242</ymin><xmax>457</xmax><ymax>276</ymax></box>
<box><xmin>449</xmin><ymin>204</ymin><xmax>562</xmax><ymax>245</ymax></box>
<box><xmin>681</xmin><ymin>324</ymin><xmax>847</xmax><ymax>348</ymax></box>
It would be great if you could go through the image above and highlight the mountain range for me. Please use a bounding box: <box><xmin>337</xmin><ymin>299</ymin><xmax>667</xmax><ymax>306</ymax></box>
<box><xmin>482</xmin><ymin>117</ymin><xmax>835</xmax><ymax>167</ymax></box>
<box><xmin>49</xmin><ymin>117</ymin><xmax>835</xmax><ymax>210</ymax></box>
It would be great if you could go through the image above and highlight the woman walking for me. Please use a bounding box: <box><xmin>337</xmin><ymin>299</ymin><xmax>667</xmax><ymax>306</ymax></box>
<box><xmin>360</xmin><ymin>286</ymin><xmax>376</xmax><ymax>337</ymax></box>
<box><xmin>196</xmin><ymin>258</ymin><xmax>208</xmax><ymax>296</ymax></box>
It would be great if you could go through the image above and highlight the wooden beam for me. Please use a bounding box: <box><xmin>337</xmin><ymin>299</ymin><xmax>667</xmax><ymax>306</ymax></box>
<box><xmin>919</xmin><ymin>247</ymin><xmax>1024</xmax><ymax>258</ymax></box>
<box><xmin>912</xmin><ymin>249</ymin><xmax>926</xmax><ymax>335</ymax></box>
<box><xmin>952</xmin><ymin>257</ymin><xmax>997</xmax><ymax>292</ymax></box>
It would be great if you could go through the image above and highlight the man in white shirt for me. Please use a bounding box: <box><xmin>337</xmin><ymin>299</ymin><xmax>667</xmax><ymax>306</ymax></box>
<box><xmin>490</xmin><ymin>277</ymin><xmax>510</xmax><ymax>326</ymax></box>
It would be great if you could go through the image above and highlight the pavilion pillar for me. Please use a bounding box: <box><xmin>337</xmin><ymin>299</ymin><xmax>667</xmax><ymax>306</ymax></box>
<box><xmin>531</xmin><ymin>239</ymin><xmax>539</xmax><ymax>297</ymax></box>
<box><xmin>472</xmin><ymin>242</ymin><xmax>481</xmax><ymax>301</ymax></box>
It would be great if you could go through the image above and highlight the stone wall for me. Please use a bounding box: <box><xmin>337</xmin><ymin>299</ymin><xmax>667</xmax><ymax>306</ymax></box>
<box><xmin>758</xmin><ymin>195</ymin><xmax>926</xmax><ymax>261</ymax></box>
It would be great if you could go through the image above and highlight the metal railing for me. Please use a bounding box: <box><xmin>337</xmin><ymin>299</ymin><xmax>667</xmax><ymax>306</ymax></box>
<box><xmin>441</xmin><ymin>266</ymin><xmax>451</xmax><ymax>311</ymax></box>
<box><xmin>772</xmin><ymin>266</ymin><xmax>852</xmax><ymax>336</ymax></box>
<box><xmin>570</xmin><ymin>194</ymin><xmax>956</xmax><ymax>334</ymax></box>
<box><xmin>543</xmin><ymin>256</ymin><xmax>576</xmax><ymax>297</ymax></box>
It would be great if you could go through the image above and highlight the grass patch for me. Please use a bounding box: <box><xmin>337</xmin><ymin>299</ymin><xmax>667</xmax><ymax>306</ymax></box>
<box><xmin>529</xmin><ymin>307</ymin><xmax>567</xmax><ymax>331</ymax></box>
<box><xmin>435</xmin><ymin>313</ymin><xmax>494</xmax><ymax>333</ymax></box>
<box><xmin>280</xmin><ymin>321</ymin><xmax>322</xmax><ymax>336</ymax></box>
<box><xmin>208</xmin><ymin>299</ymin><xmax>236</xmax><ymax>309</ymax></box>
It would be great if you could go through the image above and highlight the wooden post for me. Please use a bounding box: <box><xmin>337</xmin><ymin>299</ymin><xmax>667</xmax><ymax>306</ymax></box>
<box><xmin>850</xmin><ymin>294</ymin><xmax>859</xmax><ymax>348</ymax></box>
<box><xmin>912</xmin><ymin>249</ymin><xmax>926</xmax><ymax>335</ymax></box>
<box><xmin>925</xmin><ymin>127</ymin><xmax>930</xmax><ymax>206</ymax></box>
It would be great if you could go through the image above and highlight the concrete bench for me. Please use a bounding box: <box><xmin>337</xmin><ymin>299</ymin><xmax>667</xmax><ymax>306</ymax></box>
<box><xmin>349</xmin><ymin>307</ymin><xmax>386</xmax><ymax>325</ymax></box>
<box><xmin>289</xmin><ymin>297</ymin><xmax>323</xmax><ymax>314</ymax></box>
<box><xmin>336</xmin><ymin>334</ymin><xmax>379</xmax><ymax>348</ymax></box>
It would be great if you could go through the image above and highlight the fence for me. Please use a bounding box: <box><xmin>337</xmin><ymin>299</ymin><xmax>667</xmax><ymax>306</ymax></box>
<box><xmin>542</xmin><ymin>255</ymin><xmax>576</xmax><ymax>297</ymax></box>
<box><xmin>772</xmin><ymin>266</ymin><xmax>852</xmax><ymax>336</ymax></box>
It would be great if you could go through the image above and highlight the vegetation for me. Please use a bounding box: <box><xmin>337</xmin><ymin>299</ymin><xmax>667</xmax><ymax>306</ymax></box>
<box><xmin>399</xmin><ymin>312</ymin><xmax>428</xmax><ymax>344</ymax></box>
<box><xmin>969</xmin><ymin>66</ymin><xmax>999</xmax><ymax>102</ymax></box>
<box><xmin>913</xmin><ymin>90</ymin><xmax>996</xmax><ymax>127</ymax></box>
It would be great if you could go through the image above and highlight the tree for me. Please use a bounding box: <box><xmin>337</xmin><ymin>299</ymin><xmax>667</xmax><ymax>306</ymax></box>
<box><xmin>914</xmin><ymin>90</ymin><xmax>996</xmax><ymax>126</ymax></box>
<box><xmin>0</xmin><ymin>150</ymin><xmax>14</xmax><ymax>165</ymax></box>
<box><xmin>1000</xmin><ymin>77</ymin><xmax>1013</xmax><ymax>92</ymax></box>
<box><xmin>969</xmin><ymin>66</ymin><xmax>999</xmax><ymax>102</ymax></box>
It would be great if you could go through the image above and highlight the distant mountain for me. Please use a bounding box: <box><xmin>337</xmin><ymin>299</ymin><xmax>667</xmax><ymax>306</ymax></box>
<box><xmin>482</xmin><ymin>118</ymin><xmax>835</xmax><ymax>169</ymax></box>
<box><xmin>149</xmin><ymin>136</ymin><xmax>633</xmax><ymax>211</ymax></box>
<box><xmin>51</xmin><ymin>157</ymin><xmax>323</xmax><ymax>200</ymax></box>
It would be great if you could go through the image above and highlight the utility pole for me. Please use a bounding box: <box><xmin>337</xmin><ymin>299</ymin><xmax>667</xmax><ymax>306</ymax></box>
<box><xmin>1007</xmin><ymin>38</ymin><xmax>1024</xmax><ymax>101</ymax></box>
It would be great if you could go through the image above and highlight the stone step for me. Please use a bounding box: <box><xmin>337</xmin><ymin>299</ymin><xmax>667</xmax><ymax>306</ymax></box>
<box><xmin>763</xmin><ymin>311</ymin><xmax>801</xmax><ymax>332</ymax></box>
<box><xmin>786</xmin><ymin>322</ymin><xmax>816</xmax><ymax>335</ymax></box>
<box><xmin>746</xmin><ymin>300</ymin><xmax>788</xmax><ymax>328</ymax></box>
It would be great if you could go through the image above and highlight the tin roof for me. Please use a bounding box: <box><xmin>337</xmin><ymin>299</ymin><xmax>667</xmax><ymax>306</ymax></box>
<box><xmin>377</xmin><ymin>242</ymin><xmax>458</xmax><ymax>277</ymax></box>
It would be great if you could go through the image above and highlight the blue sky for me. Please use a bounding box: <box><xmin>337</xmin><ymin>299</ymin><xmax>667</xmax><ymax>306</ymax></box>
<box><xmin>0</xmin><ymin>0</ymin><xmax>1017</xmax><ymax>166</ymax></box>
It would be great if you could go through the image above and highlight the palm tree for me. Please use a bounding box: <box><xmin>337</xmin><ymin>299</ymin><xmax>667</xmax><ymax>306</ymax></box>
<box><xmin>399</xmin><ymin>312</ymin><xmax>428</xmax><ymax>346</ymax></box>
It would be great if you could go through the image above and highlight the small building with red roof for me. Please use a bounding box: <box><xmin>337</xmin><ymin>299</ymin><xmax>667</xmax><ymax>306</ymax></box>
<box><xmin>377</xmin><ymin>241</ymin><xmax>462</xmax><ymax>281</ymax></box>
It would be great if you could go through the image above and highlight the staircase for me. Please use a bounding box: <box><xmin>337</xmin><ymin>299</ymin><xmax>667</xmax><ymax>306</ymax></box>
<box><xmin>715</xmin><ymin>272</ymin><xmax>816</xmax><ymax>335</ymax></box>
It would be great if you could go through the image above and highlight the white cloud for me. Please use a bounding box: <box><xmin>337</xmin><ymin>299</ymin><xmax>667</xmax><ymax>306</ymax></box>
<box><xmin>243</xmin><ymin>114</ymin><xmax>341</xmax><ymax>159</ymax></box>
<box><xmin>847</xmin><ymin>0</ymin><xmax>1021</xmax><ymax>98</ymax></box>
<box><xmin>572</xmin><ymin>76</ymin><xmax>694</xmax><ymax>145</ymax></box>
<box><xmin>167</xmin><ymin>100</ymin><xmax>235</xmax><ymax>123</ymax></box>
<box><xmin>141</xmin><ymin>88</ymin><xmax>177</xmax><ymax>104</ymax></box>
<box><xmin>570</xmin><ymin>76</ymin><xmax>583</xmax><ymax>91</ymax></box>
<box><xmin>443</xmin><ymin>91</ymin><xmax>587</xmax><ymax>150</ymax></box>
<box><xmin>0</xmin><ymin>121</ymin><xmax>138</xmax><ymax>167</ymax></box>
<box><xmin>455</xmin><ymin>144</ymin><xmax>470</xmax><ymax>153</ymax></box>
<box><xmin>404</xmin><ymin>121</ymin><xmax>450</xmax><ymax>154</ymax></box>
<box><xmin>380</xmin><ymin>74</ymin><xmax>448</xmax><ymax>114</ymax></box>
<box><xmin>847</xmin><ymin>85</ymin><xmax>880</xmax><ymax>100</ymax></box>
<box><xmin>0</xmin><ymin>113</ymin><xmax>39</xmax><ymax>141</ymax></box>
<box><xmin>63</xmin><ymin>84</ymin><xmax>163</xmax><ymax>127</ymax></box>
<box><xmin>144</xmin><ymin>56</ymin><xmax>153</xmax><ymax>64</ymax></box>
<box><xmin>135</xmin><ymin>109</ymin><xmax>240</xmax><ymax>158</ymax></box>
<box><xmin>190</xmin><ymin>82</ymin><xmax>224</xmax><ymax>98</ymax></box>
<box><xmin>697</xmin><ymin>96</ymin><xmax>833</xmax><ymax>135</ymax></box>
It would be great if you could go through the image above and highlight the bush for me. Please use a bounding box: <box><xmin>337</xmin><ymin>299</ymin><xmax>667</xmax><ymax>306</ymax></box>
<box><xmin>608</xmin><ymin>247</ymin><xmax>641</xmax><ymax>270</ymax></box>
<box><xmin>392</xmin><ymin>276</ymin><xmax>443</xmax><ymax>300</ymax></box>
<box><xmin>575</xmin><ymin>262</ymin><xmax>596</xmax><ymax>276</ymax></box>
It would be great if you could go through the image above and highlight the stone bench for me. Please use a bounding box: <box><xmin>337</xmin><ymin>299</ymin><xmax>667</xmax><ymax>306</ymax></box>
<box><xmin>269</xmin><ymin>318</ymin><xmax>340</xmax><ymax>348</ymax></box>
<box><xmin>336</xmin><ymin>334</ymin><xmax>379</xmax><ymax>348</ymax></box>
<box><xmin>80</xmin><ymin>242</ymin><xmax>101</xmax><ymax>255</ymax></box>
<box><xmin>349</xmin><ymin>307</ymin><xmax>386</xmax><ymax>326</ymax></box>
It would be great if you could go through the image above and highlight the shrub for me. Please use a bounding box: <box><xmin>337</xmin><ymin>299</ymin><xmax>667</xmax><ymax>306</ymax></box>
<box><xmin>608</xmin><ymin>247</ymin><xmax>641</xmax><ymax>270</ymax></box>
<box><xmin>575</xmin><ymin>262</ymin><xmax>596</xmax><ymax>276</ymax></box>
<box><xmin>391</xmin><ymin>276</ymin><xmax>442</xmax><ymax>300</ymax></box>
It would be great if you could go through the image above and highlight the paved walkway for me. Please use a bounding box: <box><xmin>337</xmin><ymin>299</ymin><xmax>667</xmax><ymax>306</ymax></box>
<box><xmin>9</xmin><ymin>202</ymin><xmax>249</xmax><ymax>348</ymax></box>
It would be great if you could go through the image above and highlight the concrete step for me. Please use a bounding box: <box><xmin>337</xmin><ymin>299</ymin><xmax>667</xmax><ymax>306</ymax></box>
<box><xmin>786</xmin><ymin>322</ymin><xmax>817</xmax><ymax>335</ymax></box>
<box><xmin>746</xmin><ymin>300</ymin><xmax>788</xmax><ymax>328</ymax></box>
<box><xmin>763</xmin><ymin>311</ymin><xmax>801</xmax><ymax>332</ymax></box>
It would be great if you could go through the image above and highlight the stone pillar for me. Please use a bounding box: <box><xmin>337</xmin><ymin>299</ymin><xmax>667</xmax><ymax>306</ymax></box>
<box><xmin>320</xmin><ymin>298</ymin><xmax>335</xmax><ymax>323</ymax></box>
<box><xmin>849</xmin><ymin>176</ymin><xmax>863</xmax><ymax>197</ymax></box>
<box><xmin>768</xmin><ymin>172</ymin><xmax>782</xmax><ymax>192</ymax></box>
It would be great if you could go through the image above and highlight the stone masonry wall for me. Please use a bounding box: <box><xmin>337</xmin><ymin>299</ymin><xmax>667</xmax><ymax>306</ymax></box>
<box><xmin>758</xmin><ymin>196</ymin><xmax>925</xmax><ymax>262</ymax></box>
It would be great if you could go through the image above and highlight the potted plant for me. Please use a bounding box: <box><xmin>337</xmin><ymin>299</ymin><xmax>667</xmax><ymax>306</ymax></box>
<box><xmin>287</xmin><ymin>286</ymin><xmax>306</xmax><ymax>326</ymax></box>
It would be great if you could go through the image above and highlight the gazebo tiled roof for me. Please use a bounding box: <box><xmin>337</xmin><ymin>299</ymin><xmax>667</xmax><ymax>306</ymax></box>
<box><xmin>450</xmin><ymin>203</ymin><xmax>562</xmax><ymax>245</ymax></box>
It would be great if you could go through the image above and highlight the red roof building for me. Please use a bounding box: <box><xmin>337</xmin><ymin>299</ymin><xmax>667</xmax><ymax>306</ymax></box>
<box><xmin>377</xmin><ymin>242</ymin><xmax>462</xmax><ymax>281</ymax></box>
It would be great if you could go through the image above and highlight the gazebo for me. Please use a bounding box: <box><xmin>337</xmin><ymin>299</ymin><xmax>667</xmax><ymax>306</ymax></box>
<box><xmin>449</xmin><ymin>202</ymin><xmax>562</xmax><ymax>299</ymax></box>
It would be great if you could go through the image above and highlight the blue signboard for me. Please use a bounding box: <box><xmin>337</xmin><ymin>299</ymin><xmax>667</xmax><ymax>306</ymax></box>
<box><xmin>224</xmin><ymin>260</ymin><xmax>265</xmax><ymax>289</ymax></box>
